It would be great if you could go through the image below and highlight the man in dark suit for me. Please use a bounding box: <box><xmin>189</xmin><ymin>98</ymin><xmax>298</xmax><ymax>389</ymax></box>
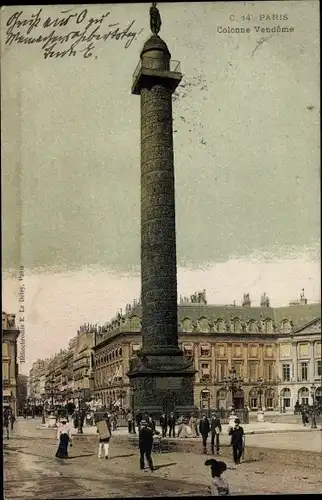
<box><xmin>229</xmin><ymin>418</ymin><xmax>244</xmax><ymax>464</ymax></box>
<box><xmin>138</xmin><ymin>420</ymin><xmax>155</xmax><ymax>471</ymax></box>
<box><xmin>159</xmin><ymin>413</ymin><xmax>168</xmax><ymax>438</ymax></box>
<box><xmin>168</xmin><ymin>412</ymin><xmax>176</xmax><ymax>438</ymax></box>
<box><xmin>199</xmin><ymin>414</ymin><xmax>210</xmax><ymax>454</ymax></box>
<box><xmin>210</xmin><ymin>412</ymin><xmax>222</xmax><ymax>455</ymax></box>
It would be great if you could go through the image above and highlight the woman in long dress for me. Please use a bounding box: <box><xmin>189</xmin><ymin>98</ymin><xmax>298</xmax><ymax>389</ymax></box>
<box><xmin>189</xmin><ymin>414</ymin><xmax>199</xmax><ymax>437</ymax></box>
<box><xmin>56</xmin><ymin>418</ymin><xmax>72</xmax><ymax>458</ymax></box>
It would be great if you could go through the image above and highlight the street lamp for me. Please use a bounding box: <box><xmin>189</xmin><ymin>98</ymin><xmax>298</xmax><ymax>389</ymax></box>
<box><xmin>77</xmin><ymin>389</ymin><xmax>83</xmax><ymax>434</ymax></box>
<box><xmin>310</xmin><ymin>384</ymin><xmax>317</xmax><ymax>429</ymax></box>
<box><xmin>130</xmin><ymin>386</ymin><xmax>136</xmax><ymax>434</ymax></box>
<box><xmin>256</xmin><ymin>378</ymin><xmax>267</xmax><ymax>410</ymax></box>
<box><xmin>41</xmin><ymin>399</ymin><xmax>46</xmax><ymax>424</ymax></box>
<box><xmin>221</xmin><ymin>367</ymin><xmax>243</xmax><ymax>410</ymax></box>
<box><xmin>200</xmin><ymin>387</ymin><xmax>211</xmax><ymax>417</ymax></box>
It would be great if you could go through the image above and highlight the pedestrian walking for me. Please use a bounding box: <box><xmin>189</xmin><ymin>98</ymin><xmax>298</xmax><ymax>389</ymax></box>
<box><xmin>210</xmin><ymin>412</ymin><xmax>222</xmax><ymax>455</ymax></box>
<box><xmin>168</xmin><ymin>412</ymin><xmax>176</xmax><ymax>438</ymax></box>
<box><xmin>199</xmin><ymin>414</ymin><xmax>210</xmax><ymax>454</ymax></box>
<box><xmin>55</xmin><ymin>417</ymin><xmax>72</xmax><ymax>459</ymax></box>
<box><xmin>189</xmin><ymin>414</ymin><xmax>199</xmax><ymax>437</ymax></box>
<box><xmin>160</xmin><ymin>413</ymin><xmax>168</xmax><ymax>437</ymax></box>
<box><xmin>10</xmin><ymin>413</ymin><xmax>15</xmax><ymax>431</ymax></box>
<box><xmin>301</xmin><ymin>408</ymin><xmax>309</xmax><ymax>426</ymax></box>
<box><xmin>7</xmin><ymin>406</ymin><xmax>15</xmax><ymax>431</ymax></box>
<box><xmin>111</xmin><ymin>412</ymin><xmax>117</xmax><ymax>431</ymax></box>
<box><xmin>3</xmin><ymin>408</ymin><xmax>10</xmax><ymax>439</ymax></box>
<box><xmin>138</xmin><ymin>420</ymin><xmax>155</xmax><ymax>471</ymax></box>
<box><xmin>148</xmin><ymin>415</ymin><xmax>156</xmax><ymax>432</ymax></box>
<box><xmin>127</xmin><ymin>411</ymin><xmax>133</xmax><ymax>433</ymax></box>
<box><xmin>228</xmin><ymin>418</ymin><xmax>244</xmax><ymax>465</ymax></box>
<box><xmin>97</xmin><ymin>413</ymin><xmax>112</xmax><ymax>459</ymax></box>
<box><xmin>205</xmin><ymin>459</ymin><xmax>230</xmax><ymax>496</ymax></box>
<box><xmin>135</xmin><ymin>409</ymin><xmax>143</xmax><ymax>431</ymax></box>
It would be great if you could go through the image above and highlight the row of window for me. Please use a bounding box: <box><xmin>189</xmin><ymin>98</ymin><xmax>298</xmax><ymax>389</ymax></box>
<box><xmin>280</xmin><ymin>341</ymin><xmax>321</xmax><ymax>359</ymax></box>
<box><xmin>127</xmin><ymin>344</ymin><xmax>275</xmax><ymax>358</ymax></box>
<box><xmin>279</xmin><ymin>387</ymin><xmax>322</xmax><ymax>408</ymax></box>
<box><xmin>181</xmin><ymin>317</ymin><xmax>277</xmax><ymax>333</ymax></box>
<box><xmin>182</xmin><ymin>344</ymin><xmax>274</xmax><ymax>358</ymax></box>
<box><xmin>198</xmin><ymin>361</ymin><xmax>275</xmax><ymax>381</ymax></box>
<box><xmin>123</xmin><ymin>316</ymin><xmax>293</xmax><ymax>333</ymax></box>
<box><xmin>95</xmin><ymin>364</ymin><xmax>123</xmax><ymax>385</ymax></box>
<box><xmin>95</xmin><ymin>347</ymin><xmax>123</xmax><ymax>366</ymax></box>
<box><xmin>282</xmin><ymin>360</ymin><xmax>321</xmax><ymax>382</ymax></box>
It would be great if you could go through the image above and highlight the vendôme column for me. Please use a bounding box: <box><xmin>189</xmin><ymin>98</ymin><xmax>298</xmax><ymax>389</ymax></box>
<box><xmin>128</xmin><ymin>4</ymin><xmax>196</xmax><ymax>417</ymax></box>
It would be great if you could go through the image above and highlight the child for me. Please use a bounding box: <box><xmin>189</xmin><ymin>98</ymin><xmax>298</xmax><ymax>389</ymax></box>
<box><xmin>205</xmin><ymin>459</ymin><xmax>230</xmax><ymax>496</ymax></box>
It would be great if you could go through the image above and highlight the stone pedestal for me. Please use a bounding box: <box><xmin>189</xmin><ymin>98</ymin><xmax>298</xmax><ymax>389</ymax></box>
<box><xmin>257</xmin><ymin>410</ymin><xmax>265</xmax><ymax>422</ymax></box>
<box><xmin>129</xmin><ymin>353</ymin><xmax>196</xmax><ymax>418</ymax></box>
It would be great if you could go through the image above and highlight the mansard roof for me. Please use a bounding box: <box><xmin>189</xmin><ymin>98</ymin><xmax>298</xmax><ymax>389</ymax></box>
<box><xmin>274</xmin><ymin>303</ymin><xmax>321</xmax><ymax>328</ymax></box>
<box><xmin>126</xmin><ymin>302</ymin><xmax>321</xmax><ymax>329</ymax></box>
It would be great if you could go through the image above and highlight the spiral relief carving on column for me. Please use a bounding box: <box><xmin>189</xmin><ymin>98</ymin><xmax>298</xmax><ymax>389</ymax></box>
<box><xmin>140</xmin><ymin>77</ymin><xmax>178</xmax><ymax>351</ymax></box>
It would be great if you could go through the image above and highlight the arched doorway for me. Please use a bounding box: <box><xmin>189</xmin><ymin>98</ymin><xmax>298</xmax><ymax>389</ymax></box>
<box><xmin>249</xmin><ymin>388</ymin><xmax>258</xmax><ymax>410</ymax></box>
<box><xmin>280</xmin><ymin>388</ymin><xmax>291</xmax><ymax>409</ymax></box>
<box><xmin>217</xmin><ymin>389</ymin><xmax>227</xmax><ymax>410</ymax></box>
<box><xmin>298</xmin><ymin>387</ymin><xmax>309</xmax><ymax>406</ymax></box>
<box><xmin>233</xmin><ymin>389</ymin><xmax>244</xmax><ymax>409</ymax></box>
<box><xmin>265</xmin><ymin>388</ymin><xmax>275</xmax><ymax>410</ymax></box>
<box><xmin>315</xmin><ymin>387</ymin><xmax>322</xmax><ymax>405</ymax></box>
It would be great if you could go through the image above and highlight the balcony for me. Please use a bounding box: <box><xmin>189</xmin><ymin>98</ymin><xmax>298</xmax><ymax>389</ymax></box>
<box><xmin>132</xmin><ymin>57</ymin><xmax>182</xmax><ymax>95</ymax></box>
<box><xmin>133</xmin><ymin>58</ymin><xmax>181</xmax><ymax>82</ymax></box>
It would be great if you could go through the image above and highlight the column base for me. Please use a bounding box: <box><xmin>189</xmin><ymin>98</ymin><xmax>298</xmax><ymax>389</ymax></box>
<box><xmin>127</xmin><ymin>352</ymin><xmax>197</xmax><ymax>418</ymax></box>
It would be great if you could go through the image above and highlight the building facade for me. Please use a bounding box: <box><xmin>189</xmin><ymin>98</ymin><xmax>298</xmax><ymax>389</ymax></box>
<box><xmin>73</xmin><ymin>328</ymin><xmax>95</xmax><ymax>402</ymax></box>
<box><xmin>2</xmin><ymin>312</ymin><xmax>20</xmax><ymax>415</ymax></box>
<box><xmin>16</xmin><ymin>374</ymin><xmax>28</xmax><ymax>413</ymax></box>
<box><xmin>29</xmin><ymin>327</ymin><xmax>96</xmax><ymax>406</ymax></box>
<box><xmin>28</xmin><ymin>292</ymin><xmax>321</xmax><ymax>413</ymax></box>
<box><xmin>29</xmin><ymin>359</ymin><xmax>45</xmax><ymax>402</ymax></box>
<box><xmin>60</xmin><ymin>337</ymin><xmax>75</xmax><ymax>402</ymax></box>
<box><xmin>92</xmin><ymin>292</ymin><xmax>321</xmax><ymax>412</ymax></box>
<box><xmin>277</xmin><ymin>317</ymin><xmax>321</xmax><ymax>411</ymax></box>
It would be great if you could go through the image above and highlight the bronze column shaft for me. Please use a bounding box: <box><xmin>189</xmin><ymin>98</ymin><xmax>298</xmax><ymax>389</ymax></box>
<box><xmin>140</xmin><ymin>84</ymin><xmax>179</xmax><ymax>351</ymax></box>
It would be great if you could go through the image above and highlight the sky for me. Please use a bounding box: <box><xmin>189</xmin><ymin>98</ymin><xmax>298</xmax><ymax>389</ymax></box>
<box><xmin>1</xmin><ymin>2</ymin><xmax>320</xmax><ymax>374</ymax></box>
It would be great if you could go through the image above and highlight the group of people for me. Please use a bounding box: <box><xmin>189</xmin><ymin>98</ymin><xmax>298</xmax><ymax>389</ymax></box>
<box><xmin>198</xmin><ymin>413</ymin><xmax>244</xmax><ymax>464</ymax></box>
<box><xmin>126</xmin><ymin>409</ymin><xmax>158</xmax><ymax>435</ymax></box>
<box><xmin>198</xmin><ymin>413</ymin><xmax>222</xmax><ymax>454</ymax></box>
<box><xmin>55</xmin><ymin>410</ymin><xmax>160</xmax><ymax>472</ymax></box>
<box><xmin>52</xmin><ymin>409</ymin><xmax>244</xmax><ymax>495</ymax></box>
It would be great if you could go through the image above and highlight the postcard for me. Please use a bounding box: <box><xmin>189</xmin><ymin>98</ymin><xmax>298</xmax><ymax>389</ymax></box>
<box><xmin>2</xmin><ymin>2</ymin><xmax>321</xmax><ymax>498</ymax></box>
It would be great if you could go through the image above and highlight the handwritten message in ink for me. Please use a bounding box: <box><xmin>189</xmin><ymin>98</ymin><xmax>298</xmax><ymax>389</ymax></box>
<box><xmin>4</xmin><ymin>8</ymin><xmax>144</xmax><ymax>59</ymax></box>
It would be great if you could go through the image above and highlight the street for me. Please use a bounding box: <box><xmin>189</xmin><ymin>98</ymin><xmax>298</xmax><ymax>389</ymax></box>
<box><xmin>4</xmin><ymin>418</ymin><xmax>322</xmax><ymax>497</ymax></box>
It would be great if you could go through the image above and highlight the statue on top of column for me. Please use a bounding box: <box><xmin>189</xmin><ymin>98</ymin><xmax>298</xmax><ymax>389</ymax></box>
<box><xmin>150</xmin><ymin>2</ymin><xmax>162</xmax><ymax>35</ymax></box>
